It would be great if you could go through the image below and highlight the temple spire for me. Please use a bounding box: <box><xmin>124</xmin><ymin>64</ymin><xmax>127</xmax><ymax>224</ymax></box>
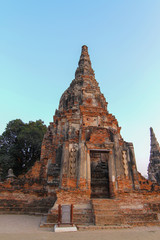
<box><xmin>75</xmin><ymin>45</ymin><xmax>95</xmax><ymax>78</ymax></box>
<box><xmin>148</xmin><ymin>127</ymin><xmax>160</xmax><ymax>184</ymax></box>
<box><xmin>150</xmin><ymin>127</ymin><xmax>160</xmax><ymax>153</ymax></box>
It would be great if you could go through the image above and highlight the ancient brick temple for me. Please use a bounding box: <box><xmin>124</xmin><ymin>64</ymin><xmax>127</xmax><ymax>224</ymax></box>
<box><xmin>148</xmin><ymin>127</ymin><xmax>160</xmax><ymax>185</ymax></box>
<box><xmin>0</xmin><ymin>45</ymin><xmax>160</xmax><ymax>227</ymax></box>
<box><xmin>41</xmin><ymin>45</ymin><xmax>140</xmax><ymax>197</ymax></box>
<box><xmin>40</xmin><ymin>46</ymin><xmax>160</xmax><ymax>226</ymax></box>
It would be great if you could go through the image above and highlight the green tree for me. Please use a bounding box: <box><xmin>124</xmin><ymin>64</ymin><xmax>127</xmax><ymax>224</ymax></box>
<box><xmin>0</xmin><ymin>119</ymin><xmax>47</xmax><ymax>179</ymax></box>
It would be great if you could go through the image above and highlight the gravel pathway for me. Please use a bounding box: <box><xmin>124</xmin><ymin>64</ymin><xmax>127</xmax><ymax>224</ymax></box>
<box><xmin>0</xmin><ymin>215</ymin><xmax>160</xmax><ymax>240</ymax></box>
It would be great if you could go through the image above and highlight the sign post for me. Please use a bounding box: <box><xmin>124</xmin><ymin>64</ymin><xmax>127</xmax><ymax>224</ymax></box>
<box><xmin>54</xmin><ymin>204</ymin><xmax>77</xmax><ymax>232</ymax></box>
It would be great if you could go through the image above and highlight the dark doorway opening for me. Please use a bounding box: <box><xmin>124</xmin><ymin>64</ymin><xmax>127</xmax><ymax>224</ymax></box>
<box><xmin>90</xmin><ymin>150</ymin><xmax>110</xmax><ymax>198</ymax></box>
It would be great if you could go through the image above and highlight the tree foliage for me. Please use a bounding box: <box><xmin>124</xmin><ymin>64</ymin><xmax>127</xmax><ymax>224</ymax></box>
<box><xmin>0</xmin><ymin>119</ymin><xmax>47</xmax><ymax>179</ymax></box>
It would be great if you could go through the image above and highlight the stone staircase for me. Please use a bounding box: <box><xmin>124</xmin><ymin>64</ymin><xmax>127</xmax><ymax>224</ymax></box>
<box><xmin>92</xmin><ymin>198</ymin><xmax>160</xmax><ymax>226</ymax></box>
<box><xmin>73</xmin><ymin>207</ymin><xmax>94</xmax><ymax>225</ymax></box>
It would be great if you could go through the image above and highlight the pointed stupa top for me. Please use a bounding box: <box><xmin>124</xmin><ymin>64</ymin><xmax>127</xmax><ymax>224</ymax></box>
<box><xmin>58</xmin><ymin>45</ymin><xmax>108</xmax><ymax>112</ymax></box>
<box><xmin>148</xmin><ymin>128</ymin><xmax>160</xmax><ymax>183</ymax></box>
<box><xmin>75</xmin><ymin>45</ymin><xmax>95</xmax><ymax>78</ymax></box>
<box><xmin>150</xmin><ymin>127</ymin><xmax>160</xmax><ymax>153</ymax></box>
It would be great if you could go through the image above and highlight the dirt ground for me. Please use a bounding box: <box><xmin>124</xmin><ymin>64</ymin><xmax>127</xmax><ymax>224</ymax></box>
<box><xmin>0</xmin><ymin>215</ymin><xmax>160</xmax><ymax>240</ymax></box>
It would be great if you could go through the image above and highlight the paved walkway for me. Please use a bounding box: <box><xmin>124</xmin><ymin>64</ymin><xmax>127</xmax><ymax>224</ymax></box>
<box><xmin>0</xmin><ymin>215</ymin><xmax>160</xmax><ymax>240</ymax></box>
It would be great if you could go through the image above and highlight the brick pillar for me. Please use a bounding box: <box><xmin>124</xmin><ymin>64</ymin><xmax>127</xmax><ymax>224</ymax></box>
<box><xmin>86</xmin><ymin>149</ymin><xmax>91</xmax><ymax>191</ymax></box>
<box><xmin>60</xmin><ymin>142</ymin><xmax>69</xmax><ymax>188</ymax></box>
<box><xmin>78</xmin><ymin>142</ymin><xmax>88</xmax><ymax>190</ymax></box>
<box><xmin>108</xmin><ymin>150</ymin><xmax>117</xmax><ymax>197</ymax></box>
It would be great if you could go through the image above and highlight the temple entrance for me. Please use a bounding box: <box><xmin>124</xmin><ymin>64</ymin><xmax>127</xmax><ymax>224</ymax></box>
<box><xmin>90</xmin><ymin>150</ymin><xmax>110</xmax><ymax>198</ymax></box>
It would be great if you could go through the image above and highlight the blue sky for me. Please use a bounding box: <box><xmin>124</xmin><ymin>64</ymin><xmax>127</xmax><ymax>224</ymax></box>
<box><xmin>0</xmin><ymin>0</ymin><xmax>160</xmax><ymax>176</ymax></box>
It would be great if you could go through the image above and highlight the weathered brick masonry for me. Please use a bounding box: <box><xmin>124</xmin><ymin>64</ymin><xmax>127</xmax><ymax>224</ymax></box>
<box><xmin>0</xmin><ymin>45</ymin><xmax>160</xmax><ymax>226</ymax></box>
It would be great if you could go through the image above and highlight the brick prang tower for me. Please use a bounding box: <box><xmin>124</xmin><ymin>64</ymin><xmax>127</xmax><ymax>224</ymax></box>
<box><xmin>41</xmin><ymin>45</ymin><xmax>140</xmax><ymax>202</ymax></box>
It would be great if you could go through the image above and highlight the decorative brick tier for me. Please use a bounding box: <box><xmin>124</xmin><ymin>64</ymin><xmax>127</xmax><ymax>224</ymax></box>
<box><xmin>0</xmin><ymin>196</ymin><xmax>56</xmax><ymax>215</ymax></box>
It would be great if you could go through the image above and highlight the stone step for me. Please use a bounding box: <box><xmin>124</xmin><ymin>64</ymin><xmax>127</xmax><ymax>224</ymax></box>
<box><xmin>92</xmin><ymin>198</ymin><xmax>160</xmax><ymax>227</ymax></box>
<box><xmin>94</xmin><ymin>212</ymin><xmax>158</xmax><ymax>226</ymax></box>
<box><xmin>0</xmin><ymin>199</ymin><xmax>28</xmax><ymax>202</ymax></box>
<box><xmin>95</xmin><ymin>215</ymin><xmax>124</xmax><ymax>225</ymax></box>
<box><xmin>92</xmin><ymin>201</ymin><xmax>118</xmax><ymax>204</ymax></box>
<box><xmin>93</xmin><ymin>208</ymin><xmax>147</xmax><ymax>214</ymax></box>
<box><xmin>125</xmin><ymin>213</ymin><xmax>158</xmax><ymax>222</ymax></box>
<box><xmin>128</xmin><ymin>220</ymin><xmax>160</xmax><ymax>226</ymax></box>
<box><xmin>92</xmin><ymin>200</ymin><xmax>120</xmax><ymax>205</ymax></box>
<box><xmin>93</xmin><ymin>204</ymin><xmax>119</xmax><ymax>210</ymax></box>
<box><xmin>0</xmin><ymin>206</ymin><xmax>50</xmax><ymax>213</ymax></box>
<box><xmin>0</xmin><ymin>197</ymin><xmax>55</xmax><ymax>212</ymax></box>
<box><xmin>77</xmin><ymin>224</ymin><xmax>132</xmax><ymax>230</ymax></box>
<box><xmin>94</xmin><ymin>209</ymin><xmax>120</xmax><ymax>214</ymax></box>
<box><xmin>92</xmin><ymin>198</ymin><xmax>118</xmax><ymax>203</ymax></box>
<box><xmin>0</xmin><ymin>201</ymin><xmax>28</xmax><ymax>205</ymax></box>
<box><xmin>0</xmin><ymin>211</ymin><xmax>47</xmax><ymax>216</ymax></box>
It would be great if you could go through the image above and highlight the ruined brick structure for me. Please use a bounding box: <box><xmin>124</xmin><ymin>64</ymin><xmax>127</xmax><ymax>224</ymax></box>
<box><xmin>40</xmin><ymin>46</ymin><xmax>160</xmax><ymax>226</ymax></box>
<box><xmin>0</xmin><ymin>46</ymin><xmax>160</xmax><ymax>227</ymax></box>
<box><xmin>41</xmin><ymin>45</ymin><xmax>140</xmax><ymax>197</ymax></box>
<box><xmin>148</xmin><ymin>127</ymin><xmax>160</xmax><ymax>185</ymax></box>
